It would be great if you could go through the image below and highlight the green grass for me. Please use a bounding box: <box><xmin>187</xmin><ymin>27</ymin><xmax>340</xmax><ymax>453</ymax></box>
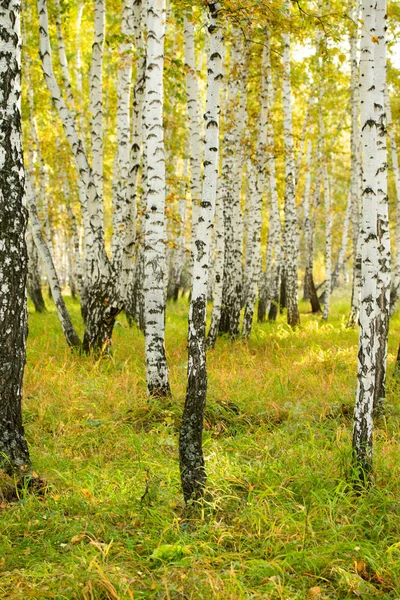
<box><xmin>1</xmin><ymin>292</ymin><xmax>400</xmax><ymax>598</ymax></box>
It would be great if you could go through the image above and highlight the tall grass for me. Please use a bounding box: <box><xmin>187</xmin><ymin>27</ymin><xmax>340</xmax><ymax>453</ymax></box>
<box><xmin>0</xmin><ymin>292</ymin><xmax>400</xmax><ymax>598</ymax></box>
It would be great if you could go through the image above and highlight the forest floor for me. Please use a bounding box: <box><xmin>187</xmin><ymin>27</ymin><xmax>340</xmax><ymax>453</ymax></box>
<box><xmin>1</xmin><ymin>293</ymin><xmax>400</xmax><ymax>599</ymax></box>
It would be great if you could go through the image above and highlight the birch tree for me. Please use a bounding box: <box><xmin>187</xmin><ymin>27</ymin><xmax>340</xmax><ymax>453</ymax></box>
<box><xmin>219</xmin><ymin>29</ymin><xmax>246</xmax><ymax>339</ymax></box>
<box><xmin>373</xmin><ymin>0</ymin><xmax>390</xmax><ymax>415</ymax></box>
<box><xmin>0</xmin><ymin>0</ymin><xmax>31</xmax><ymax>472</ymax></box>
<box><xmin>142</xmin><ymin>0</ymin><xmax>170</xmax><ymax>396</ymax></box>
<box><xmin>179</xmin><ymin>2</ymin><xmax>222</xmax><ymax>502</ymax></box>
<box><xmin>37</xmin><ymin>0</ymin><xmax>120</xmax><ymax>353</ymax></box>
<box><xmin>281</xmin><ymin>2</ymin><xmax>300</xmax><ymax>328</ymax></box>
<box><xmin>352</xmin><ymin>0</ymin><xmax>380</xmax><ymax>481</ymax></box>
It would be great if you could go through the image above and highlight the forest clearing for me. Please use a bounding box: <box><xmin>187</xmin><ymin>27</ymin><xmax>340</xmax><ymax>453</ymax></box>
<box><xmin>1</xmin><ymin>0</ymin><xmax>400</xmax><ymax>597</ymax></box>
<box><xmin>1</xmin><ymin>295</ymin><xmax>400</xmax><ymax>599</ymax></box>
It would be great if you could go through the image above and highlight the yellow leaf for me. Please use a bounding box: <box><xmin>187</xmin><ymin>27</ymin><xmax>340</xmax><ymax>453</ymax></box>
<box><xmin>371</xmin><ymin>36</ymin><xmax>379</xmax><ymax>43</ymax></box>
<box><xmin>309</xmin><ymin>587</ymin><xmax>321</xmax><ymax>597</ymax></box>
<box><xmin>81</xmin><ymin>488</ymin><xmax>92</xmax><ymax>499</ymax></box>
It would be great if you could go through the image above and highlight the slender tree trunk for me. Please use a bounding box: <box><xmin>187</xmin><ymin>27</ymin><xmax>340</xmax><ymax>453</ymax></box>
<box><xmin>184</xmin><ymin>15</ymin><xmax>202</xmax><ymax>287</ymax></box>
<box><xmin>179</xmin><ymin>3</ymin><xmax>223</xmax><ymax>503</ymax></box>
<box><xmin>281</xmin><ymin>3</ymin><xmax>300</xmax><ymax>328</ymax></box>
<box><xmin>37</xmin><ymin>0</ymin><xmax>120</xmax><ymax>353</ymax></box>
<box><xmin>26</xmin><ymin>176</ymin><xmax>81</xmax><ymax>349</ymax></box>
<box><xmin>330</xmin><ymin>190</ymin><xmax>352</xmax><ymax>291</ymax></box>
<box><xmin>243</xmin><ymin>163</ymin><xmax>262</xmax><ymax>337</ymax></box>
<box><xmin>373</xmin><ymin>0</ymin><xmax>390</xmax><ymax>415</ymax></box>
<box><xmin>26</xmin><ymin>223</ymin><xmax>47</xmax><ymax>313</ymax></box>
<box><xmin>207</xmin><ymin>178</ymin><xmax>224</xmax><ymax>347</ymax></box>
<box><xmin>322</xmin><ymin>168</ymin><xmax>332</xmax><ymax>321</ymax></box>
<box><xmin>219</xmin><ymin>29</ymin><xmax>246</xmax><ymax>338</ymax></box>
<box><xmin>112</xmin><ymin>0</ymin><xmax>133</xmax><ymax>279</ymax></box>
<box><xmin>89</xmin><ymin>0</ymin><xmax>105</xmax><ymax>207</ymax></box>
<box><xmin>348</xmin><ymin>0</ymin><xmax>362</xmax><ymax>327</ymax></box>
<box><xmin>0</xmin><ymin>1</ymin><xmax>31</xmax><ymax>473</ymax></box>
<box><xmin>352</xmin><ymin>0</ymin><xmax>380</xmax><ymax>481</ymax></box>
<box><xmin>385</xmin><ymin>89</ymin><xmax>400</xmax><ymax>313</ymax></box>
<box><xmin>142</xmin><ymin>0</ymin><xmax>170</xmax><ymax>396</ymax></box>
<box><xmin>124</xmin><ymin>0</ymin><xmax>145</xmax><ymax>322</ymax></box>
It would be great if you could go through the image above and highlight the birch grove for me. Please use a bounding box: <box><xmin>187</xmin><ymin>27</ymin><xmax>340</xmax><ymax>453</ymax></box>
<box><xmin>1</xmin><ymin>0</ymin><xmax>397</xmax><ymax>505</ymax></box>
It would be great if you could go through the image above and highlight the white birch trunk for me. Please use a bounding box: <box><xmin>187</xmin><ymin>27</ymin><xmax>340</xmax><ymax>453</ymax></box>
<box><xmin>220</xmin><ymin>29</ymin><xmax>246</xmax><ymax>338</ymax></box>
<box><xmin>207</xmin><ymin>177</ymin><xmax>224</xmax><ymax>347</ymax></box>
<box><xmin>184</xmin><ymin>15</ymin><xmax>202</xmax><ymax>283</ymax></box>
<box><xmin>373</xmin><ymin>0</ymin><xmax>390</xmax><ymax>413</ymax></box>
<box><xmin>26</xmin><ymin>175</ymin><xmax>81</xmax><ymax>349</ymax></box>
<box><xmin>243</xmin><ymin>162</ymin><xmax>263</xmax><ymax>337</ymax></box>
<box><xmin>112</xmin><ymin>0</ymin><xmax>133</xmax><ymax>276</ymax></box>
<box><xmin>123</xmin><ymin>0</ymin><xmax>146</xmax><ymax>320</ymax></box>
<box><xmin>348</xmin><ymin>0</ymin><xmax>362</xmax><ymax>327</ymax></box>
<box><xmin>142</xmin><ymin>0</ymin><xmax>170</xmax><ymax>396</ymax></box>
<box><xmin>89</xmin><ymin>0</ymin><xmax>105</xmax><ymax>206</ymax></box>
<box><xmin>179</xmin><ymin>3</ymin><xmax>223</xmax><ymax>502</ymax></box>
<box><xmin>322</xmin><ymin>168</ymin><xmax>332</xmax><ymax>321</ymax></box>
<box><xmin>37</xmin><ymin>0</ymin><xmax>119</xmax><ymax>352</ymax></box>
<box><xmin>281</xmin><ymin>3</ymin><xmax>300</xmax><ymax>327</ymax></box>
<box><xmin>352</xmin><ymin>0</ymin><xmax>379</xmax><ymax>479</ymax></box>
<box><xmin>385</xmin><ymin>89</ymin><xmax>400</xmax><ymax>312</ymax></box>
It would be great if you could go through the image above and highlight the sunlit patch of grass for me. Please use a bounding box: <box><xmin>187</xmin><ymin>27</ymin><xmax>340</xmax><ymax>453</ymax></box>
<box><xmin>1</xmin><ymin>294</ymin><xmax>400</xmax><ymax>597</ymax></box>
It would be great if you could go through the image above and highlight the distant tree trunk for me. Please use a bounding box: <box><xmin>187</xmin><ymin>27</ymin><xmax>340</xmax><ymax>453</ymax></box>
<box><xmin>142</xmin><ymin>0</ymin><xmax>170</xmax><ymax>396</ymax></box>
<box><xmin>124</xmin><ymin>0</ymin><xmax>145</xmax><ymax>324</ymax></box>
<box><xmin>179</xmin><ymin>2</ymin><xmax>222</xmax><ymax>503</ymax></box>
<box><xmin>89</xmin><ymin>0</ymin><xmax>105</xmax><ymax>208</ymax></box>
<box><xmin>322</xmin><ymin>166</ymin><xmax>332</xmax><ymax>322</ymax></box>
<box><xmin>386</xmin><ymin>89</ymin><xmax>400</xmax><ymax>313</ymax></box>
<box><xmin>243</xmin><ymin>163</ymin><xmax>262</xmax><ymax>337</ymax></box>
<box><xmin>352</xmin><ymin>0</ymin><xmax>380</xmax><ymax>482</ymax></box>
<box><xmin>281</xmin><ymin>2</ymin><xmax>300</xmax><ymax>328</ymax></box>
<box><xmin>373</xmin><ymin>0</ymin><xmax>390</xmax><ymax>415</ymax></box>
<box><xmin>112</xmin><ymin>0</ymin><xmax>133</xmax><ymax>279</ymax></box>
<box><xmin>303</xmin><ymin>141</ymin><xmax>322</xmax><ymax>314</ymax></box>
<box><xmin>219</xmin><ymin>29</ymin><xmax>246</xmax><ymax>338</ymax></box>
<box><xmin>26</xmin><ymin>176</ymin><xmax>81</xmax><ymax>348</ymax></box>
<box><xmin>207</xmin><ymin>178</ymin><xmax>224</xmax><ymax>347</ymax></box>
<box><xmin>0</xmin><ymin>1</ymin><xmax>31</xmax><ymax>473</ymax></box>
<box><xmin>330</xmin><ymin>190</ymin><xmax>351</xmax><ymax>291</ymax></box>
<box><xmin>37</xmin><ymin>0</ymin><xmax>120</xmax><ymax>353</ymax></box>
<box><xmin>265</xmin><ymin>32</ymin><xmax>282</xmax><ymax>324</ymax></box>
<box><xmin>184</xmin><ymin>15</ymin><xmax>202</xmax><ymax>287</ymax></box>
<box><xmin>348</xmin><ymin>0</ymin><xmax>362</xmax><ymax>328</ymax></box>
<box><xmin>27</xmin><ymin>223</ymin><xmax>47</xmax><ymax>313</ymax></box>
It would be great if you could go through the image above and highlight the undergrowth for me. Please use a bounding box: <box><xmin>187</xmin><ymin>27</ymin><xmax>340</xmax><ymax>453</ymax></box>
<box><xmin>1</xmin><ymin>292</ymin><xmax>400</xmax><ymax>598</ymax></box>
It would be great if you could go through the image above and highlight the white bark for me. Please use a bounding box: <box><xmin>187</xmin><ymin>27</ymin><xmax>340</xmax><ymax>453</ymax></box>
<box><xmin>243</xmin><ymin>162</ymin><xmax>263</xmax><ymax>338</ymax></box>
<box><xmin>386</xmin><ymin>88</ymin><xmax>400</xmax><ymax>312</ymax></box>
<box><xmin>352</xmin><ymin>0</ymin><xmax>379</xmax><ymax>477</ymax></box>
<box><xmin>281</xmin><ymin>3</ymin><xmax>300</xmax><ymax>327</ymax></box>
<box><xmin>89</xmin><ymin>0</ymin><xmax>105</xmax><ymax>205</ymax></box>
<box><xmin>26</xmin><ymin>175</ymin><xmax>81</xmax><ymax>349</ymax></box>
<box><xmin>348</xmin><ymin>0</ymin><xmax>362</xmax><ymax>327</ymax></box>
<box><xmin>207</xmin><ymin>177</ymin><xmax>224</xmax><ymax>347</ymax></box>
<box><xmin>373</xmin><ymin>0</ymin><xmax>390</xmax><ymax>412</ymax></box>
<box><xmin>37</xmin><ymin>0</ymin><xmax>119</xmax><ymax>352</ymax></box>
<box><xmin>142</xmin><ymin>0</ymin><xmax>170</xmax><ymax>396</ymax></box>
<box><xmin>184</xmin><ymin>15</ymin><xmax>202</xmax><ymax>281</ymax></box>
<box><xmin>123</xmin><ymin>0</ymin><xmax>146</xmax><ymax>318</ymax></box>
<box><xmin>112</xmin><ymin>0</ymin><xmax>134</xmax><ymax>275</ymax></box>
<box><xmin>220</xmin><ymin>29</ymin><xmax>246</xmax><ymax>337</ymax></box>
<box><xmin>179</xmin><ymin>2</ymin><xmax>223</xmax><ymax>502</ymax></box>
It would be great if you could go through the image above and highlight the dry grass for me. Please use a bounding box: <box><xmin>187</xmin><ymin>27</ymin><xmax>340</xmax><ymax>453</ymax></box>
<box><xmin>1</xmin><ymin>292</ymin><xmax>400</xmax><ymax>598</ymax></box>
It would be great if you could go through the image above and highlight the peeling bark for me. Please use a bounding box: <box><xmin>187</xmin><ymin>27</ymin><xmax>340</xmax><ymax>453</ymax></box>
<box><xmin>0</xmin><ymin>0</ymin><xmax>31</xmax><ymax>472</ymax></box>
